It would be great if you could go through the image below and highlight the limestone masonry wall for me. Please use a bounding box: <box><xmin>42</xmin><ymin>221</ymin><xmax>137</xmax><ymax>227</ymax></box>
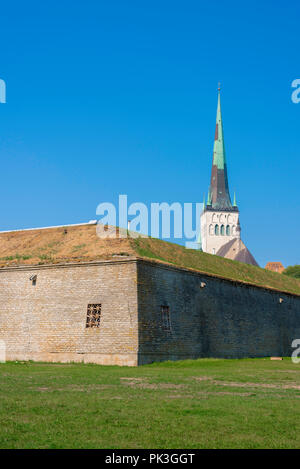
<box><xmin>137</xmin><ymin>260</ymin><xmax>300</xmax><ymax>365</ymax></box>
<box><xmin>0</xmin><ymin>260</ymin><xmax>138</xmax><ymax>366</ymax></box>
<box><xmin>0</xmin><ymin>258</ymin><xmax>299</xmax><ymax>366</ymax></box>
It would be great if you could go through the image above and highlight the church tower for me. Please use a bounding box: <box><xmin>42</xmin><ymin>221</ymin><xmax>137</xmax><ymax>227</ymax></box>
<box><xmin>200</xmin><ymin>87</ymin><xmax>240</xmax><ymax>255</ymax></box>
<box><xmin>200</xmin><ymin>87</ymin><xmax>258</xmax><ymax>266</ymax></box>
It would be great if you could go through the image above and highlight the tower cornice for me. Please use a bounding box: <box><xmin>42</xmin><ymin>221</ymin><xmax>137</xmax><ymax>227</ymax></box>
<box><xmin>204</xmin><ymin>206</ymin><xmax>239</xmax><ymax>213</ymax></box>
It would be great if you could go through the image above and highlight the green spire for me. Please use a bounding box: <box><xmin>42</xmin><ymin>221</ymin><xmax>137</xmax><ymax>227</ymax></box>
<box><xmin>209</xmin><ymin>85</ymin><xmax>233</xmax><ymax>210</ymax></box>
<box><xmin>212</xmin><ymin>86</ymin><xmax>226</xmax><ymax>170</ymax></box>
<box><xmin>207</xmin><ymin>190</ymin><xmax>212</xmax><ymax>206</ymax></box>
<box><xmin>233</xmin><ymin>191</ymin><xmax>237</xmax><ymax>207</ymax></box>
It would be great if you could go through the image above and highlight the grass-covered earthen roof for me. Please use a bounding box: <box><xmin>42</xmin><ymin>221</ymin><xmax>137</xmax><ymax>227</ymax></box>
<box><xmin>0</xmin><ymin>224</ymin><xmax>299</xmax><ymax>296</ymax></box>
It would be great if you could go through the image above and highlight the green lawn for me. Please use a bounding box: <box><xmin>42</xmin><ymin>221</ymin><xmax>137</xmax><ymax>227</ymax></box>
<box><xmin>1</xmin><ymin>358</ymin><xmax>300</xmax><ymax>449</ymax></box>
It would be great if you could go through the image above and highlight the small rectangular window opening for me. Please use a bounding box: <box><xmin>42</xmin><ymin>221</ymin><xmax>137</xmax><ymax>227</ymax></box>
<box><xmin>86</xmin><ymin>304</ymin><xmax>102</xmax><ymax>328</ymax></box>
<box><xmin>161</xmin><ymin>305</ymin><xmax>171</xmax><ymax>331</ymax></box>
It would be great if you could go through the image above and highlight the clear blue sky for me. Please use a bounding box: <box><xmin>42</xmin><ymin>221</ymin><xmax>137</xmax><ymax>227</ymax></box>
<box><xmin>0</xmin><ymin>0</ymin><xmax>299</xmax><ymax>267</ymax></box>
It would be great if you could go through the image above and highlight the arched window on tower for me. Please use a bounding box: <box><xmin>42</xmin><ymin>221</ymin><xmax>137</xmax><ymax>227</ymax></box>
<box><xmin>232</xmin><ymin>225</ymin><xmax>236</xmax><ymax>235</ymax></box>
<box><xmin>214</xmin><ymin>224</ymin><xmax>219</xmax><ymax>235</ymax></box>
<box><xmin>226</xmin><ymin>225</ymin><xmax>230</xmax><ymax>236</ymax></box>
<box><xmin>209</xmin><ymin>224</ymin><xmax>214</xmax><ymax>235</ymax></box>
<box><xmin>220</xmin><ymin>225</ymin><xmax>225</xmax><ymax>236</ymax></box>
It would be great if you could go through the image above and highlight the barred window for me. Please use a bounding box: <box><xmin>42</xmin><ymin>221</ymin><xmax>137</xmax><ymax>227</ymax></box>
<box><xmin>161</xmin><ymin>305</ymin><xmax>171</xmax><ymax>331</ymax></box>
<box><xmin>86</xmin><ymin>304</ymin><xmax>102</xmax><ymax>328</ymax></box>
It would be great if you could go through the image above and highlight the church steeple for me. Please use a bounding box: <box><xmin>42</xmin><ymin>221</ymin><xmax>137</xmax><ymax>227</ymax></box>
<box><xmin>199</xmin><ymin>88</ymin><xmax>257</xmax><ymax>265</ymax></box>
<box><xmin>208</xmin><ymin>86</ymin><xmax>234</xmax><ymax>211</ymax></box>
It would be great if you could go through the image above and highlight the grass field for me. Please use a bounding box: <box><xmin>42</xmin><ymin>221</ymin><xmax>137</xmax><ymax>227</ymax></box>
<box><xmin>1</xmin><ymin>358</ymin><xmax>300</xmax><ymax>449</ymax></box>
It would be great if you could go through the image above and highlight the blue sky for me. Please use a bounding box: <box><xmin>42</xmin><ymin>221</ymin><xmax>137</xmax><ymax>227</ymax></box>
<box><xmin>0</xmin><ymin>0</ymin><xmax>299</xmax><ymax>267</ymax></box>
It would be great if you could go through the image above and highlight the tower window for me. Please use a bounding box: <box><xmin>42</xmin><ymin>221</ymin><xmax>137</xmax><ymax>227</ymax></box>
<box><xmin>226</xmin><ymin>225</ymin><xmax>230</xmax><ymax>236</ymax></box>
<box><xmin>214</xmin><ymin>224</ymin><xmax>219</xmax><ymax>235</ymax></box>
<box><xmin>161</xmin><ymin>305</ymin><xmax>171</xmax><ymax>331</ymax></box>
<box><xmin>86</xmin><ymin>304</ymin><xmax>102</xmax><ymax>328</ymax></box>
<box><xmin>220</xmin><ymin>225</ymin><xmax>225</xmax><ymax>236</ymax></box>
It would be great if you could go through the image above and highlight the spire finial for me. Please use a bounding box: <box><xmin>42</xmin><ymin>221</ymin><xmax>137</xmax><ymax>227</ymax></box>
<box><xmin>218</xmin><ymin>82</ymin><xmax>221</xmax><ymax>92</ymax></box>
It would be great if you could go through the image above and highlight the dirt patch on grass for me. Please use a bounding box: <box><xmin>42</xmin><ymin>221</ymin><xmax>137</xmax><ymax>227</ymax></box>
<box><xmin>120</xmin><ymin>377</ymin><xmax>186</xmax><ymax>390</ymax></box>
<box><xmin>120</xmin><ymin>377</ymin><xmax>145</xmax><ymax>382</ymax></box>
<box><xmin>137</xmin><ymin>383</ymin><xmax>186</xmax><ymax>390</ymax></box>
<box><xmin>167</xmin><ymin>391</ymin><xmax>254</xmax><ymax>399</ymax></box>
<box><xmin>192</xmin><ymin>376</ymin><xmax>300</xmax><ymax>390</ymax></box>
<box><xmin>31</xmin><ymin>384</ymin><xmax>117</xmax><ymax>393</ymax></box>
<box><xmin>65</xmin><ymin>384</ymin><xmax>116</xmax><ymax>392</ymax></box>
<box><xmin>265</xmin><ymin>370</ymin><xmax>299</xmax><ymax>374</ymax></box>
